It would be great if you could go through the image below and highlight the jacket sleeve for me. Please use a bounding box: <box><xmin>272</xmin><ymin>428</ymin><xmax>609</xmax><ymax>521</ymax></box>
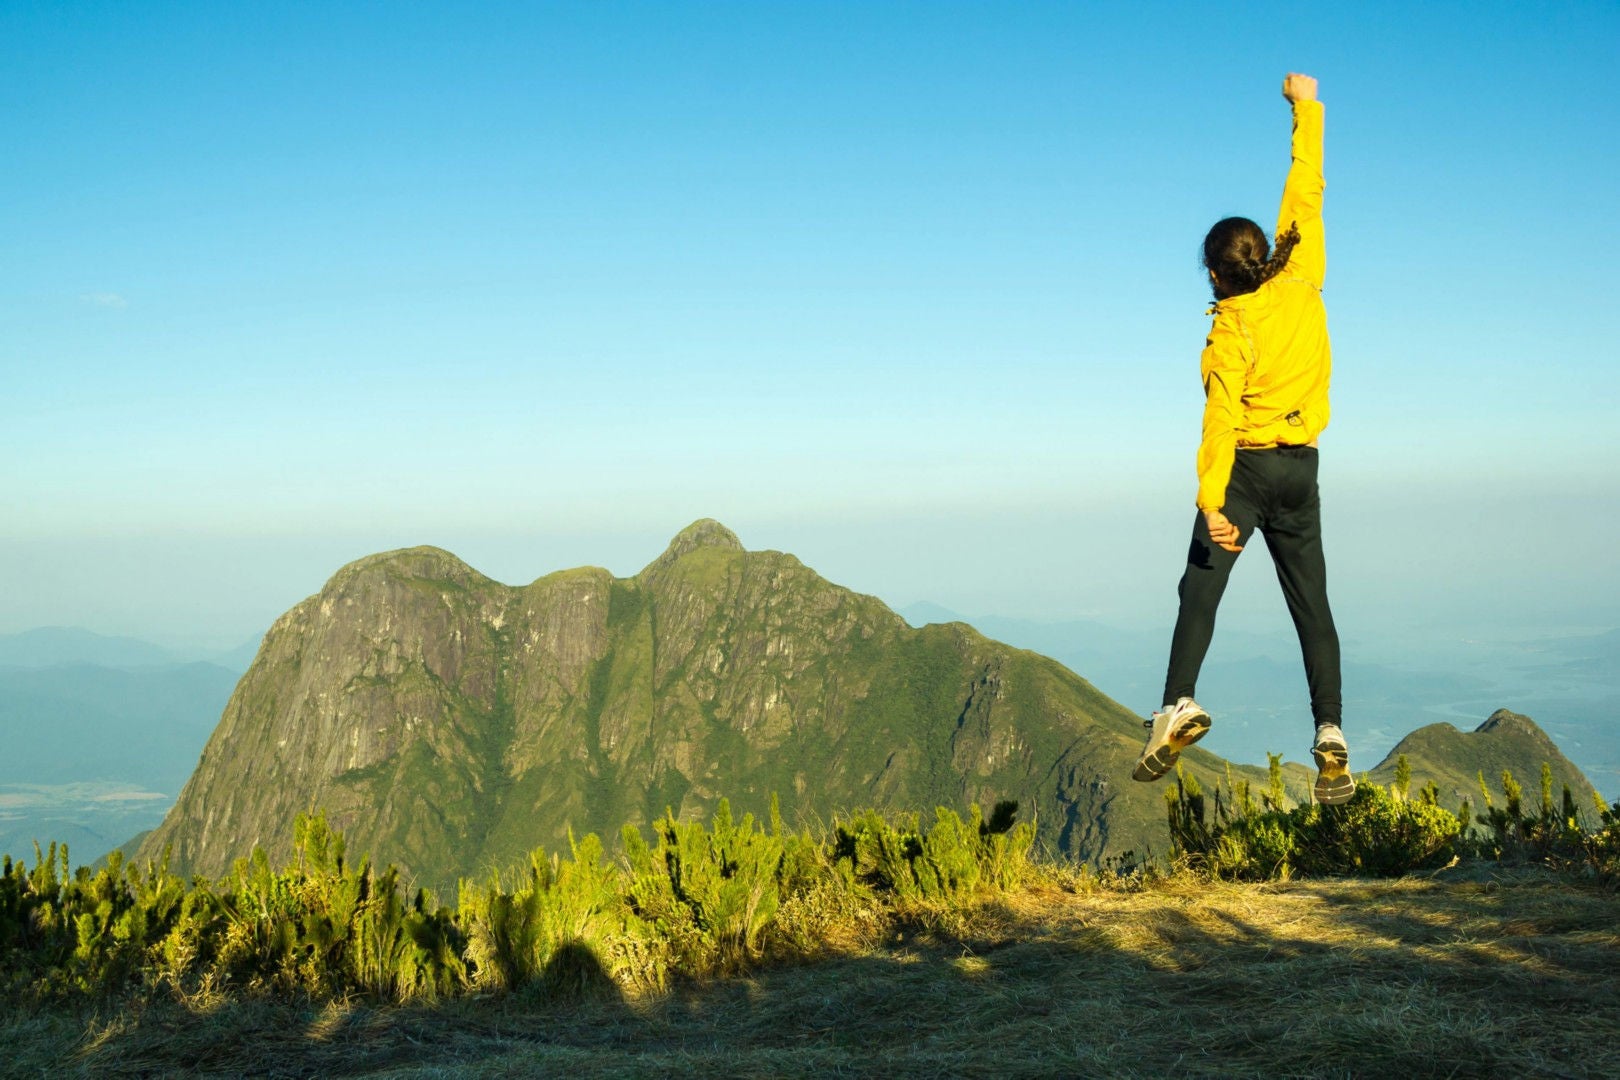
<box><xmin>1195</xmin><ymin>320</ymin><xmax>1249</xmax><ymax>511</ymax></box>
<box><xmin>1276</xmin><ymin>99</ymin><xmax>1325</xmax><ymax>288</ymax></box>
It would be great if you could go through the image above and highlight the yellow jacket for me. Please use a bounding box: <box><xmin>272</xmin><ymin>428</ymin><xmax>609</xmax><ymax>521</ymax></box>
<box><xmin>1195</xmin><ymin>99</ymin><xmax>1331</xmax><ymax>511</ymax></box>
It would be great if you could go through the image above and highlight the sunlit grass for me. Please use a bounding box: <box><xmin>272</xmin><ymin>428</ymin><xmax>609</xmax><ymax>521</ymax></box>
<box><xmin>6</xmin><ymin>775</ymin><xmax>1620</xmax><ymax>1077</ymax></box>
<box><xmin>6</xmin><ymin>863</ymin><xmax>1616</xmax><ymax>1078</ymax></box>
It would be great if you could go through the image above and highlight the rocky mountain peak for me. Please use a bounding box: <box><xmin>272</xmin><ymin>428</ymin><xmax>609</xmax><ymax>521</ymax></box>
<box><xmin>642</xmin><ymin>519</ymin><xmax>745</xmax><ymax>574</ymax></box>
<box><xmin>327</xmin><ymin>545</ymin><xmax>487</xmax><ymax>591</ymax></box>
<box><xmin>1478</xmin><ymin>709</ymin><xmax>1547</xmax><ymax>741</ymax></box>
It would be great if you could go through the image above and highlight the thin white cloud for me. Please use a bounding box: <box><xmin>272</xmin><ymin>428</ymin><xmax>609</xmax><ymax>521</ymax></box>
<box><xmin>80</xmin><ymin>292</ymin><xmax>128</xmax><ymax>309</ymax></box>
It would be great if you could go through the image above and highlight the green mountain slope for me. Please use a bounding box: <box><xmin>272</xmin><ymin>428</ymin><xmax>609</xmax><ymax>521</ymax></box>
<box><xmin>135</xmin><ymin>521</ymin><xmax>1283</xmax><ymax>891</ymax></box>
<box><xmin>1368</xmin><ymin>709</ymin><xmax>1599</xmax><ymax>808</ymax></box>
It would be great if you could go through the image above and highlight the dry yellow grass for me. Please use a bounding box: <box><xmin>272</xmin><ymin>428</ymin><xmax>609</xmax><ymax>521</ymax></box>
<box><xmin>6</xmin><ymin>863</ymin><xmax>1617</xmax><ymax>1078</ymax></box>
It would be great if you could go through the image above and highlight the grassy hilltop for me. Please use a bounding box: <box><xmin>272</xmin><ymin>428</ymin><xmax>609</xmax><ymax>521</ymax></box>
<box><xmin>1368</xmin><ymin>708</ymin><xmax>1594</xmax><ymax>808</ymax></box>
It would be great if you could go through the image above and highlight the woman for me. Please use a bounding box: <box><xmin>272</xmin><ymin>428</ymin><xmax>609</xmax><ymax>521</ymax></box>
<box><xmin>1133</xmin><ymin>72</ymin><xmax>1353</xmax><ymax>806</ymax></box>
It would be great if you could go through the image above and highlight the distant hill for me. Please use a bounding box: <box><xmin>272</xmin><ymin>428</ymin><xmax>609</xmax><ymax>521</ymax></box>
<box><xmin>0</xmin><ymin>816</ymin><xmax>127</xmax><ymax>866</ymax></box>
<box><xmin>0</xmin><ymin>659</ymin><xmax>237</xmax><ymax>863</ymax></box>
<box><xmin>137</xmin><ymin>521</ymin><xmax>1290</xmax><ymax>892</ymax></box>
<box><xmin>897</xmin><ymin>601</ymin><xmax>963</xmax><ymax>627</ymax></box>
<box><xmin>1538</xmin><ymin>628</ymin><xmax>1620</xmax><ymax>684</ymax></box>
<box><xmin>0</xmin><ymin>641</ymin><xmax>239</xmax><ymax>863</ymax></box>
<box><xmin>0</xmin><ymin>627</ymin><xmax>175</xmax><ymax>669</ymax></box>
<box><xmin>204</xmin><ymin>638</ymin><xmax>262</xmax><ymax>674</ymax></box>
<box><xmin>0</xmin><ymin>663</ymin><xmax>239</xmax><ymax>791</ymax></box>
<box><xmin>1543</xmin><ymin>628</ymin><xmax>1620</xmax><ymax>661</ymax></box>
<box><xmin>1368</xmin><ymin>709</ymin><xmax>1600</xmax><ymax>809</ymax></box>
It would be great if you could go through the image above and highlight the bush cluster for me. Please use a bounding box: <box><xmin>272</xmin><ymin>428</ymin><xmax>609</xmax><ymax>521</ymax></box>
<box><xmin>9</xmin><ymin>766</ymin><xmax>1614</xmax><ymax>1004</ymax></box>
<box><xmin>1166</xmin><ymin>754</ymin><xmax>1620</xmax><ymax>881</ymax></box>
<box><xmin>0</xmin><ymin>797</ymin><xmax>1034</xmax><ymax>1004</ymax></box>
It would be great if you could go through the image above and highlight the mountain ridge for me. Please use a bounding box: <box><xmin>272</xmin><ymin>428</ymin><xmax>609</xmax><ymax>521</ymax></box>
<box><xmin>133</xmin><ymin>521</ymin><xmax>1600</xmax><ymax>892</ymax></box>
<box><xmin>0</xmin><ymin>627</ymin><xmax>176</xmax><ymax>669</ymax></box>
<box><xmin>136</xmin><ymin>521</ymin><xmax>1272</xmax><ymax>890</ymax></box>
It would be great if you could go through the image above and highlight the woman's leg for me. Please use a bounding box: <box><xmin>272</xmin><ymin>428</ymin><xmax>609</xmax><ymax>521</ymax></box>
<box><xmin>1259</xmin><ymin>452</ymin><xmax>1342</xmax><ymax>728</ymax></box>
<box><xmin>1161</xmin><ymin>465</ymin><xmax>1261</xmax><ymax>707</ymax></box>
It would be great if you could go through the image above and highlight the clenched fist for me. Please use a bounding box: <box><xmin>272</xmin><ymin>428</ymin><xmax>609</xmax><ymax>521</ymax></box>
<box><xmin>1283</xmin><ymin>72</ymin><xmax>1318</xmax><ymax>103</ymax></box>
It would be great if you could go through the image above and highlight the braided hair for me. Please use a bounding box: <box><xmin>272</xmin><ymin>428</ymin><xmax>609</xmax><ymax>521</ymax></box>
<box><xmin>1203</xmin><ymin>217</ymin><xmax>1302</xmax><ymax>300</ymax></box>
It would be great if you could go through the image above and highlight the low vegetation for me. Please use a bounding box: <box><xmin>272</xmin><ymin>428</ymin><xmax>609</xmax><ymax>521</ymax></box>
<box><xmin>2</xmin><ymin>797</ymin><xmax>1034</xmax><ymax>1006</ymax></box>
<box><xmin>1166</xmin><ymin>755</ymin><xmax>1620</xmax><ymax>882</ymax></box>
<box><xmin>4</xmin><ymin>767</ymin><xmax>1619</xmax><ymax>1076</ymax></box>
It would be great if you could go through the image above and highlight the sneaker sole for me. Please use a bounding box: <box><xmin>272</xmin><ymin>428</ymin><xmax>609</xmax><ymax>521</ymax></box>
<box><xmin>1132</xmin><ymin>714</ymin><xmax>1211</xmax><ymax>782</ymax></box>
<box><xmin>1313</xmin><ymin>745</ymin><xmax>1355</xmax><ymax>805</ymax></box>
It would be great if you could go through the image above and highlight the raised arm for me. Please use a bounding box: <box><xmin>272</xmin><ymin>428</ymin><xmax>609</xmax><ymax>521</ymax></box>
<box><xmin>1277</xmin><ymin>73</ymin><xmax>1325</xmax><ymax>288</ymax></box>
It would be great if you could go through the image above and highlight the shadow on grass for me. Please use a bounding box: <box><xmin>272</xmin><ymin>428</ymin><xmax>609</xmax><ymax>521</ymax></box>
<box><xmin>32</xmin><ymin>869</ymin><xmax>1620</xmax><ymax>1079</ymax></box>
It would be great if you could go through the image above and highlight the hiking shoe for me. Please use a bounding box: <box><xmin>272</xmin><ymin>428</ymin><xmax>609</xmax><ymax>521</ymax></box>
<box><xmin>1312</xmin><ymin>723</ymin><xmax>1355</xmax><ymax>805</ymax></box>
<box><xmin>1132</xmin><ymin>698</ymin><xmax>1211</xmax><ymax>782</ymax></box>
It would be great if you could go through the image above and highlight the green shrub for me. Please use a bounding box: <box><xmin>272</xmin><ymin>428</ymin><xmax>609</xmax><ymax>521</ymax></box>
<box><xmin>0</xmin><ymin>797</ymin><xmax>1024</xmax><ymax>1005</ymax></box>
<box><xmin>1167</xmin><ymin>767</ymin><xmax>1462</xmax><ymax>879</ymax></box>
<box><xmin>205</xmin><ymin>812</ymin><xmax>465</xmax><ymax>1000</ymax></box>
<box><xmin>1291</xmin><ymin>785</ymin><xmax>1463</xmax><ymax>876</ymax></box>
<box><xmin>10</xmin><ymin>774</ymin><xmax>1616</xmax><ymax>1010</ymax></box>
<box><xmin>1582</xmin><ymin>798</ymin><xmax>1620</xmax><ymax>882</ymax></box>
<box><xmin>1171</xmin><ymin>757</ymin><xmax>1620</xmax><ymax>882</ymax></box>
<box><xmin>832</xmin><ymin>800</ymin><xmax>1032</xmax><ymax>905</ymax></box>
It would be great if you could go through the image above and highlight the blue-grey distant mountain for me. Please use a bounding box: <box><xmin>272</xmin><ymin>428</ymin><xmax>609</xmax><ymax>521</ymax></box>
<box><xmin>1545</xmin><ymin>628</ymin><xmax>1620</xmax><ymax>661</ymax></box>
<box><xmin>897</xmin><ymin>601</ymin><xmax>965</xmax><ymax>627</ymax></box>
<box><xmin>0</xmin><ymin>819</ymin><xmax>113</xmax><ymax>864</ymax></box>
<box><xmin>0</xmin><ymin>659</ymin><xmax>239</xmax><ymax>863</ymax></box>
<box><xmin>0</xmin><ymin>627</ymin><xmax>175</xmax><ymax>669</ymax></box>
<box><xmin>1528</xmin><ymin>628</ymin><xmax>1620</xmax><ymax>687</ymax></box>
<box><xmin>204</xmin><ymin>638</ymin><xmax>262</xmax><ymax>675</ymax></box>
<box><xmin>0</xmin><ymin>663</ymin><xmax>238</xmax><ymax>790</ymax></box>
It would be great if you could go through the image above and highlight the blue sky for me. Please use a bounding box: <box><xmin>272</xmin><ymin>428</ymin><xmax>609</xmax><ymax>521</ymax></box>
<box><xmin>3</xmin><ymin>0</ymin><xmax>1618</xmax><ymax>650</ymax></box>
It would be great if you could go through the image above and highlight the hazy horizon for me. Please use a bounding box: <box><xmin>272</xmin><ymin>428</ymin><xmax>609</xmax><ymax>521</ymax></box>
<box><xmin>3</xmin><ymin>503</ymin><xmax>1615</xmax><ymax>656</ymax></box>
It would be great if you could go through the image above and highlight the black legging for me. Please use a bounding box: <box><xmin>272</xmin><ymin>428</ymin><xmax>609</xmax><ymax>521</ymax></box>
<box><xmin>1162</xmin><ymin>446</ymin><xmax>1342</xmax><ymax>728</ymax></box>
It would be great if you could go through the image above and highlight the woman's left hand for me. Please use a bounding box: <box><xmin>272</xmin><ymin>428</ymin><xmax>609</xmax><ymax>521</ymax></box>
<box><xmin>1204</xmin><ymin>509</ymin><xmax>1244</xmax><ymax>552</ymax></box>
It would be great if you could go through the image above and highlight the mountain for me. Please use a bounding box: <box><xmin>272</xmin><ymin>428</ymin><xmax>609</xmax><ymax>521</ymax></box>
<box><xmin>204</xmin><ymin>638</ymin><xmax>263</xmax><ymax>674</ymax></box>
<box><xmin>0</xmin><ymin>661</ymin><xmax>238</xmax><ymax>864</ymax></box>
<box><xmin>0</xmin><ymin>663</ymin><xmax>239</xmax><ymax>791</ymax></box>
<box><xmin>0</xmin><ymin>820</ymin><xmax>112</xmax><ymax>864</ymax></box>
<box><xmin>0</xmin><ymin>627</ymin><xmax>175</xmax><ymax>669</ymax></box>
<box><xmin>135</xmin><ymin>521</ymin><xmax>1283</xmax><ymax>891</ymax></box>
<box><xmin>1368</xmin><ymin>709</ymin><xmax>1600</xmax><ymax>809</ymax></box>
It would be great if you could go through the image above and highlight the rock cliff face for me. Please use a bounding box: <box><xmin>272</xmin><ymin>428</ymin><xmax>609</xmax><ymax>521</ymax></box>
<box><xmin>138</xmin><ymin>521</ymin><xmax>1263</xmax><ymax>890</ymax></box>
